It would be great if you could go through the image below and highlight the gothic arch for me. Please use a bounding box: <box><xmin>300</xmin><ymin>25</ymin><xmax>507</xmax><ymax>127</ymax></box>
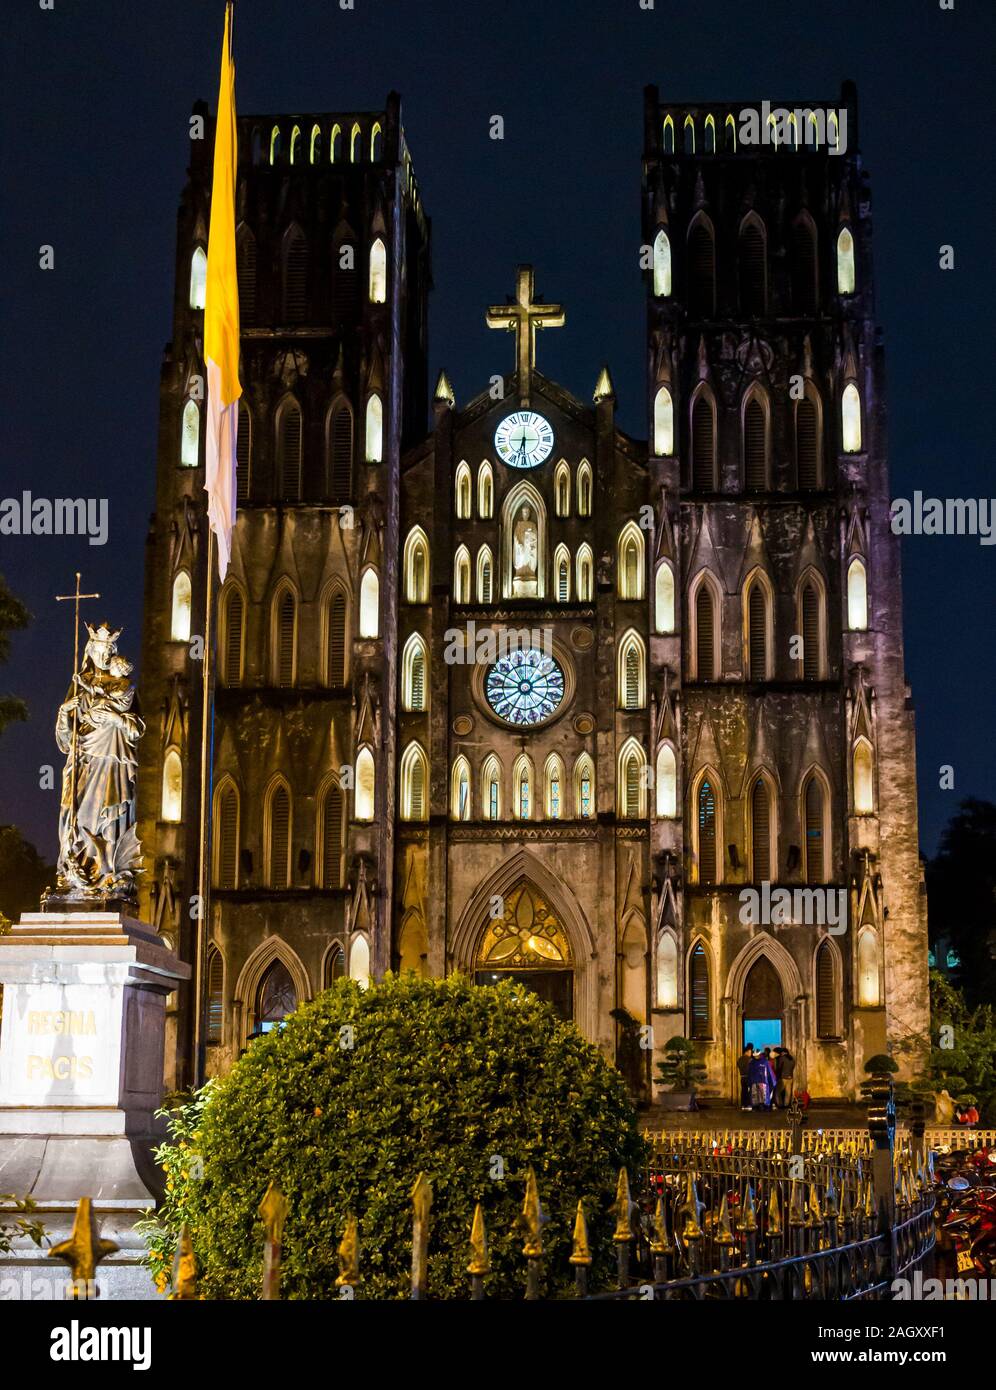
<box><xmin>233</xmin><ymin>935</ymin><xmax>311</xmax><ymax>1050</ymax></box>
<box><xmin>500</xmin><ymin>477</ymin><xmax>547</xmax><ymax>599</ymax></box>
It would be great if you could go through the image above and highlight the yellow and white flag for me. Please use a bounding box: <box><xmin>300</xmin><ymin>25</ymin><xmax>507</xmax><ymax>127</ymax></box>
<box><xmin>203</xmin><ymin>2</ymin><xmax>241</xmax><ymax>581</ymax></box>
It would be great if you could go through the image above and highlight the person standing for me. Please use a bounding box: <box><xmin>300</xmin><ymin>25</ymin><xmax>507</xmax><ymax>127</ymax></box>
<box><xmin>775</xmin><ymin>1048</ymin><xmax>795</xmax><ymax>1110</ymax></box>
<box><xmin>737</xmin><ymin>1043</ymin><xmax>754</xmax><ymax>1110</ymax></box>
<box><xmin>747</xmin><ymin>1048</ymin><xmax>772</xmax><ymax>1111</ymax></box>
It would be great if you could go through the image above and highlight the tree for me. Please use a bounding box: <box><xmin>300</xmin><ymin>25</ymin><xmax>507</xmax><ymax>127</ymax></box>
<box><xmin>0</xmin><ymin>573</ymin><xmax>30</xmax><ymax>740</ymax></box>
<box><xmin>0</xmin><ymin>826</ymin><xmax>56</xmax><ymax>924</ymax></box>
<box><xmin>140</xmin><ymin>974</ymin><xmax>646</xmax><ymax>1299</ymax></box>
<box><xmin>926</xmin><ymin>798</ymin><xmax>996</xmax><ymax>1008</ymax></box>
<box><xmin>655</xmin><ymin>1036</ymin><xmax>708</xmax><ymax>1096</ymax></box>
<box><xmin>920</xmin><ymin>971</ymin><xmax>996</xmax><ymax>1123</ymax></box>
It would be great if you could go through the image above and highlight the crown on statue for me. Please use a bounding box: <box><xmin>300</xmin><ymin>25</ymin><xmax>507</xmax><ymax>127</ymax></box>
<box><xmin>85</xmin><ymin>621</ymin><xmax>122</xmax><ymax>643</ymax></box>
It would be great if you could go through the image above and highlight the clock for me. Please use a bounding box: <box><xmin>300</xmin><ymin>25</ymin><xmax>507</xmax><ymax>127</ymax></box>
<box><xmin>494</xmin><ymin>411</ymin><xmax>554</xmax><ymax>469</ymax></box>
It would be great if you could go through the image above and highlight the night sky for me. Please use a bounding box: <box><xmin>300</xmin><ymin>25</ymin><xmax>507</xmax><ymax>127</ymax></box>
<box><xmin>1</xmin><ymin>0</ymin><xmax>993</xmax><ymax>863</ymax></box>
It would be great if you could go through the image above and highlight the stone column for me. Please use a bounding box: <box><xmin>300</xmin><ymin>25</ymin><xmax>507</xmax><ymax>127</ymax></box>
<box><xmin>0</xmin><ymin>911</ymin><xmax>190</xmax><ymax>1300</ymax></box>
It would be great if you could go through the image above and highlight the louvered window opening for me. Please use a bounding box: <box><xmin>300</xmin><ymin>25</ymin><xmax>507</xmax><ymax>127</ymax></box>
<box><xmin>748</xmin><ymin>585</ymin><xmax>767</xmax><ymax>681</ymax></box>
<box><xmin>688</xmin><ymin>227</ymin><xmax>715</xmax><ymax>316</ymax></box>
<box><xmin>698</xmin><ymin>780</ymin><xmax>717</xmax><ymax>883</ymax></box>
<box><xmin>323</xmin><ymin>786</ymin><xmax>343</xmax><ymax>887</ymax></box>
<box><xmin>206</xmin><ymin>949</ymin><xmax>224</xmax><ymax>1043</ymax></box>
<box><xmin>692</xmin><ymin>397</ymin><xmax>714</xmax><ymax>491</ymax></box>
<box><xmin>276</xmin><ymin>593</ymin><xmax>295</xmax><ymax>686</ymax></box>
<box><xmin>740</xmin><ymin>226</ymin><xmax>766</xmax><ymax>315</ymax></box>
<box><xmin>270</xmin><ymin>788</ymin><xmax>291</xmax><ymax>888</ymax></box>
<box><xmin>278</xmin><ymin>407</ymin><xmax>302</xmax><ymax>500</ymax></box>
<box><xmin>802</xmin><ymin>585</ymin><xmax>821</xmax><ymax>679</ymax></box>
<box><xmin>283</xmin><ymin>233</ymin><xmax>308</xmax><ymax>323</ymax></box>
<box><xmin>236</xmin><ymin>402</ymin><xmax>251</xmax><ymax>504</ymax></box>
<box><xmin>624</xmin><ymin>647</ymin><xmax>640</xmax><ymax>708</ymax></box>
<box><xmin>797</xmin><ymin>398</ymin><xmax>819</xmax><ymax>489</ymax></box>
<box><xmin>329</xmin><ymin>409</ymin><xmax>352</xmax><ymax>496</ymax></box>
<box><xmin>793</xmin><ymin>223</ymin><xmax>818</xmax><ymax>314</ymax></box>
<box><xmin>690</xmin><ymin>943</ymin><xmax>710</xmax><ymax>1038</ymax></box>
<box><xmin>816</xmin><ymin>942</ymin><xmax>837</xmax><ymax>1037</ymax></box>
<box><xmin>751</xmin><ymin>779</ymin><xmax>771</xmax><ymax>881</ymax></box>
<box><xmin>327</xmin><ymin>594</ymin><xmax>346</xmax><ymax>686</ymax></box>
<box><xmin>217</xmin><ymin>788</ymin><xmax>238</xmax><ymax>888</ymax></box>
<box><xmin>237</xmin><ymin>234</ymin><xmax>257</xmax><ymax>323</ymax></box>
<box><xmin>224</xmin><ymin>591</ymin><xmax>243</xmax><ymax>685</ymax></box>
<box><xmin>805</xmin><ymin>779</ymin><xmax>824</xmax><ymax>883</ymax></box>
<box><xmin>744</xmin><ymin>400</ymin><xmax>766</xmax><ymax>491</ymax></box>
<box><xmin>696</xmin><ymin>588</ymin><xmax>714</xmax><ymax>679</ymax></box>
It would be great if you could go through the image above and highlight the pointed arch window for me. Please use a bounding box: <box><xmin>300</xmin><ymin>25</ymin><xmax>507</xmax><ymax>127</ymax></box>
<box><xmin>319</xmin><ymin>781</ymin><xmax>344</xmax><ymax>887</ymax></box>
<box><xmin>841</xmin><ymin>382</ymin><xmax>862</xmax><ymax>453</ymax></box>
<box><xmin>206</xmin><ymin>945</ymin><xmax>224</xmax><ymax>1043</ymax></box>
<box><xmin>330</xmin><ymin>123</ymin><xmax>342</xmax><ymax>163</ymax></box>
<box><xmin>691</xmin><ymin>389</ymin><xmax>716</xmax><ymax>491</ymax></box>
<box><xmin>554</xmin><ymin>545</ymin><xmax>571</xmax><ymax>603</ymax></box>
<box><xmin>655</xmin><ymin>562</ymin><xmax>675</xmax><ymax>634</ymax></box>
<box><xmin>236</xmin><ymin>227</ymin><xmax>257</xmax><ymax>323</ymax></box>
<box><xmin>276</xmin><ymin>399</ymin><xmax>303</xmax><ymax>500</ymax></box>
<box><xmin>368</xmin><ymin>237</ymin><xmax>387</xmax><ymax>304</ymax></box>
<box><xmin>697</xmin><ymin>777</ymin><xmax>718</xmax><ymax>884</ymax></box>
<box><xmin>451</xmin><ymin>756</ymin><xmax>471</xmax><ymax>821</ymax></box>
<box><xmin>653</xmin><ymin>229</ymin><xmax>672</xmax><ymax>297</ymax></box>
<box><xmin>236</xmin><ymin>399</ymin><xmax>252</xmax><ymax>503</ymax></box>
<box><xmin>255</xmin><ymin>959</ymin><xmax>296</xmax><ymax>1032</ymax></box>
<box><xmin>266</xmin><ymin>782</ymin><xmax>292</xmax><ymax>889</ymax></box>
<box><xmin>653</xmin><ymin>386</ymin><xmax>674</xmax><ymax>456</ymax></box>
<box><xmin>180</xmin><ymin>398</ymin><xmax>200</xmax><ymax>468</ymax></box>
<box><xmin>400</xmin><ymin>742</ymin><xmax>429</xmax><ymax>821</ymax></box>
<box><xmin>544</xmin><ymin>754</ymin><xmax>565</xmax><ymax>820</ymax></box>
<box><xmin>576</xmin><ymin>461</ymin><xmax>592</xmax><ymax>517</ymax></box>
<box><xmin>750</xmin><ymin>776</ymin><xmax>773</xmax><ymax>881</ymax></box>
<box><xmin>477</xmin><ymin>461</ymin><xmax>494</xmax><ymax>518</ymax></box>
<box><xmin>272</xmin><ymin>587</ymin><xmax>297</xmax><ymax>687</ymax></box>
<box><xmin>189</xmin><ymin>246</ymin><xmax>207</xmax><ymax>310</ymax></box>
<box><xmin>743</xmin><ymin>391</ymin><xmax>768</xmax><ymax>492</ymax></box>
<box><xmin>739</xmin><ymin>216</ymin><xmax>767</xmax><ymax>315</ymax></box>
<box><xmin>683</xmin><ymin>114</ymin><xmax>696</xmax><ymax>154</ymax></box>
<box><xmin>796</xmin><ymin>387</ymin><xmax>822</xmax><ymax>489</ymax></box>
<box><xmin>857</xmin><ymin>928</ymin><xmax>880</xmax><ymax>1007</ymax></box>
<box><xmin>656</xmin><ymin>743</ymin><xmax>677</xmax><ymax>818</ymax></box>
<box><xmin>269</xmin><ymin>125</ymin><xmax>282</xmax><ymax>165</ymax></box>
<box><xmin>704</xmin><ymin>114</ymin><xmax>716</xmax><ymax>153</ymax></box>
<box><xmin>402</xmin><ymin>633</ymin><xmax>428</xmax><ymax>711</ymax></box>
<box><xmin>365</xmin><ymin>394</ymin><xmax>383</xmax><ymax>463</ymax></box>
<box><xmin>404</xmin><ymin>527</ymin><xmax>430</xmax><ymax>603</ymax></box>
<box><xmin>847</xmin><ymin>557</ymin><xmax>868</xmax><ymax>631</ymax></box>
<box><xmin>745</xmin><ymin>575</ymin><xmax>771</xmax><ymax>681</ymax></box>
<box><xmin>618</xmin><ymin>632</ymin><xmax>646</xmax><ymax>709</ymax></box>
<box><xmin>687</xmin><ymin>218</ymin><xmax>716</xmax><ymax>316</ymax></box>
<box><xmin>853</xmin><ymin>739</ymin><xmax>874</xmax><ymax>815</ymax></box>
<box><xmin>370</xmin><ymin>122</ymin><xmax>383</xmax><ymax>161</ymax></box>
<box><xmin>161</xmin><ymin>748</ymin><xmax>183</xmax><ymax>822</ymax></box>
<box><xmin>799</xmin><ymin>577</ymin><xmax>825</xmax><ymax>680</ymax></box>
<box><xmin>222</xmin><ymin>587</ymin><xmax>244</xmax><ymax>685</ymax></box>
<box><xmin>617</xmin><ymin>522</ymin><xmax>645</xmax><ymax>600</ymax></box>
<box><xmin>213</xmin><ymin>781</ymin><xmax>239</xmax><ymax>888</ymax></box>
<box><xmin>349</xmin><ymin>934</ymin><xmax>370</xmax><ymax>988</ymax></box>
<box><xmin>482</xmin><ymin>755</ymin><xmax>502</xmax><ymax>820</ymax></box>
<box><xmin>455</xmin><ymin>462</ymin><xmax>472</xmax><ymax>519</ymax></box>
<box><xmin>693</xmin><ymin>575</ymin><xmax>720</xmax><ymax>680</ymax></box>
<box><xmin>327</xmin><ymin>402</ymin><xmax>353</xmax><ymax>497</ymax></box>
<box><xmin>576</xmin><ymin>544</ymin><xmax>594</xmax><ymax>603</ymax></box>
<box><xmin>171</xmin><ymin>571</ymin><xmax>192</xmax><ymax>643</ymax></box>
<box><xmin>359</xmin><ymin>568</ymin><xmax>379</xmax><ymax>638</ymax></box>
<box><xmin>325</xmin><ymin>588</ymin><xmax>348</xmax><ymax>686</ymax></box>
<box><xmin>662</xmin><ymin>114</ymin><xmax>675</xmax><ymax>153</ymax></box>
<box><xmin>803</xmin><ymin>774</ymin><xmax>827</xmax><ymax>884</ymax></box>
<box><xmin>619</xmin><ymin>740</ymin><xmax>647</xmax><ymax>819</ymax></box>
<box><xmin>282</xmin><ymin>226</ymin><xmax>308</xmax><ymax>323</ymax></box>
<box><xmin>324</xmin><ymin>943</ymin><xmax>345</xmax><ymax>986</ymax></box>
<box><xmin>792</xmin><ymin>216</ymin><xmax>818</xmax><ymax>314</ymax></box>
<box><xmin>355</xmin><ymin>747</ymin><xmax>375</xmax><ymax>820</ymax></box>
<box><xmin>332</xmin><ymin>237</ymin><xmax>359</xmax><ymax>322</ymax></box>
<box><xmin>350</xmin><ymin>122</ymin><xmax>362</xmax><ymax>163</ymax></box>
<box><xmin>554</xmin><ymin>461</ymin><xmax>571</xmax><ymax>517</ymax></box>
<box><xmin>815</xmin><ymin>939</ymin><xmax>839</xmax><ymax>1038</ymax></box>
<box><xmin>657</xmin><ymin>932</ymin><xmax>678</xmax><ymax>1009</ymax></box>
<box><xmin>689</xmin><ymin>942</ymin><xmax>711</xmax><ymax>1038</ymax></box>
<box><xmin>565</xmin><ymin>754</ymin><xmax>590</xmax><ymax>821</ymax></box>
<box><xmin>477</xmin><ymin>546</ymin><xmax>494</xmax><ymax>604</ymax></box>
<box><xmin>309</xmin><ymin>123</ymin><xmax>322</xmax><ymax>164</ymax></box>
<box><xmin>836</xmin><ymin>227</ymin><xmax>855</xmax><ymax>295</ymax></box>
<box><xmin>453</xmin><ymin>546</ymin><xmax>471</xmax><ymax>604</ymax></box>
<box><xmin>512</xmin><ymin>755</ymin><xmax>533</xmax><ymax>821</ymax></box>
<box><xmin>288</xmin><ymin>125</ymin><xmax>302</xmax><ymax>164</ymax></box>
<box><xmin>724</xmin><ymin>112</ymin><xmax>738</xmax><ymax>152</ymax></box>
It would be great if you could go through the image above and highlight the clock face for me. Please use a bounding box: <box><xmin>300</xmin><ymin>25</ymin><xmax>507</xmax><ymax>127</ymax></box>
<box><xmin>494</xmin><ymin>411</ymin><xmax>554</xmax><ymax>469</ymax></box>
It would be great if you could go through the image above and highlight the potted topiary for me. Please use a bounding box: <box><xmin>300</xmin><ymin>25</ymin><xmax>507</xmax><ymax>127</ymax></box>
<box><xmin>655</xmin><ymin>1036</ymin><xmax>707</xmax><ymax>1111</ymax></box>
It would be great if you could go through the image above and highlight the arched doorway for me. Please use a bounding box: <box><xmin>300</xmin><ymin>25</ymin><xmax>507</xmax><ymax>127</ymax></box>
<box><xmin>474</xmin><ymin>880</ymin><xmax>573</xmax><ymax>1020</ymax></box>
<box><xmin>253</xmin><ymin>959</ymin><xmax>297</xmax><ymax>1036</ymax></box>
<box><xmin>741</xmin><ymin>955</ymin><xmax>783</xmax><ymax>1053</ymax></box>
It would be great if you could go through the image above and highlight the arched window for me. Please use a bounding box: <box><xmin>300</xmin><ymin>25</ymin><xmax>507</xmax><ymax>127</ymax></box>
<box><xmin>576</xmin><ymin>544</ymin><xmax>594</xmax><ymax>602</ymax></box>
<box><xmin>330</xmin><ymin>123</ymin><xmax>342</xmax><ymax>163</ymax></box>
<box><xmin>269</xmin><ymin>125</ymin><xmax>282</xmax><ymax>165</ymax></box>
<box><xmin>692</xmin><ymin>574</ymin><xmax>720</xmax><ymax>680</ymax></box>
<box><xmin>655</xmin><ymin>562</ymin><xmax>675</xmax><ymax>634</ymax></box>
<box><xmin>455</xmin><ymin>462</ymin><xmax>472</xmax><ymax>519</ymax></box>
<box><xmin>618</xmin><ymin>631</ymin><xmax>646</xmax><ymax>709</ymax></box>
<box><xmin>276</xmin><ymin>398</ymin><xmax>303</xmax><ymax>500</ymax></box>
<box><xmin>704</xmin><ymin>113</ymin><xmax>716</xmax><ymax>153</ymax></box>
<box><xmin>750</xmin><ymin>775</ymin><xmax>773</xmax><ymax>881</ymax></box>
<box><xmin>836</xmin><ymin>227</ymin><xmax>855</xmax><ymax>295</ymax></box>
<box><xmin>653</xmin><ymin>386</ymin><xmax>674</xmax><ymax>456</ymax></box>
<box><xmin>350</xmin><ymin>122</ymin><xmax>361</xmax><ymax>163</ymax></box>
<box><xmin>355</xmin><ymin>747</ymin><xmax>375</xmax><ymax>820</ymax></box>
<box><xmin>689</xmin><ymin>941</ymin><xmax>711</xmax><ymax>1038</ymax></box>
<box><xmin>512</xmin><ymin>754</ymin><xmax>533</xmax><ymax>821</ymax></box>
<box><xmin>324</xmin><ymin>943</ymin><xmax>345</xmax><ymax>986</ymax></box>
<box><xmin>544</xmin><ymin>753</ymin><xmax>565</xmax><ymax>820</ymax></box>
<box><xmin>657</xmin><ymin>932</ymin><xmax>678</xmax><ymax>1009</ymax></box>
<box><xmin>815</xmin><ymin>939</ymin><xmax>839</xmax><ymax>1038</ymax></box>
<box><xmin>841</xmin><ymin>382</ymin><xmax>862</xmax><ymax>453</ymax></box>
<box><xmin>206</xmin><ymin>945</ymin><xmax>224</xmax><ymax>1043</ymax></box>
<box><xmin>482</xmin><ymin>755</ymin><xmax>502</xmax><ymax>820</ymax></box>
<box><xmin>656</xmin><ymin>743</ymin><xmax>677</xmax><ymax>818</ymax></box>
<box><xmin>400</xmin><ymin>742</ymin><xmax>429</xmax><ymax>821</ymax></box>
<box><xmin>451</xmin><ymin>756</ymin><xmax>471</xmax><ymax>821</ymax></box>
<box><xmin>618</xmin><ymin>739</ymin><xmax>647</xmax><ymax>818</ymax></box>
<box><xmin>236</xmin><ymin>226</ymin><xmax>257</xmax><ymax>324</ymax></box>
<box><xmin>161</xmin><ymin>748</ymin><xmax>183</xmax><ymax>822</ymax></box>
<box><xmin>554</xmin><ymin>544</ymin><xmax>571</xmax><ymax>603</ymax></box>
<box><xmin>404</xmin><ymin>527</ymin><xmax>430</xmax><ymax>602</ymax></box>
<box><xmin>724</xmin><ymin>112</ymin><xmax>737</xmax><ymax>152</ymax></box>
<box><xmin>189</xmin><ymin>246</ymin><xmax>207</xmax><ymax>310</ymax></box>
<box><xmin>691</xmin><ymin>389</ymin><xmax>716</xmax><ymax>491</ymax></box>
<box><xmin>282</xmin><ymin>226</ymin><xmax>308</xmax><ymax>323</ymax></box>
<box><xmin>365</xmin><ymin>394</ymin><xmax>383</xmax><ymax>462</ymax></box>
<box><xmin>236</xmin><ymin>399</ymin><xmax>252</xmax><ymax>503</ymax></box>
<box><xmin>803</xmin><ymin>773</ymin><xmax>827</xmax><ymax>884</ymax></box>
<box><xmin>180</xmin><ymin>398</ymin><xmax>200</xmax><ymax>468</ymax></box>
<box><xmin>359</xmin><ymin>568</ymin><xmax>379</xmax><ymax>638</ymax></box>
<box><xmin>744</xmin><ymin>574</ymin><xmax>771</xmax><ymax>681</ymax></box>
<box><xmin>847</xmin><ymin>557</ymin><xmax>868</xmax><ymax>630</ymax></box>
<box><xmin>477</xmin><ymin>462</ymin><xmax>493</xmax><ymax>518</ymax></box>
<box><xmin>742</xmin><ymin>390</ymin><xmax>768</xmax><ymax>492</ymax></box>
<box><xmin>696</xmin><ymin>777</ymin><xmax>718</xmax><ymax>884</ymax></box>
<box><xmin>222</xmin><ymin>587</ymin><xmax>244</xmax><ymax>685</ymax></box>
<box><xmin>683</xmin><ymin>114</ymin><xmax>695</xmax><ymax>154</ymax></box>
<box><xmin>617</xmin><ymin>522</ymin><xmax>645</xmax><ymax>600</ymax></box>
<box><xmin>453</xmin><ymin>546</ymin><xmax>471</xmax><ymax>604</ymax></box>
<box><xmin>309</xmin><ymin>123</ymin><xmax>322</xmax><ymax>164</ymax></box>
<box><xmin>739</xmin><ymin>215</ymin><xmax>767</xmax><ymax>315</ymax></box>
<box><xmin>319</xmin><ymin>781</ymin><xmax>344</xmax><ymax>888</ymax></box>
<box><xmin>799</xmin><ymin>576</ymin><xmax>825</xmax><ymax>679</ymax></box>
<box><xmin>792</xmin><ymin>216</ymin><xmax>818</xmax><ymax>314</ymax></box>
<box><xmin>255</xmin><ymin>959</ymin><xmax>296</xmax><ymax>1032</ymax></box>
<box><xmin>857</xmin><ymin>928</ymin><xmax>880</xmax><ymax>1007</ymax></box>
<box><xmin>289</xmin><ymin>125</ymin><xmax>302</xmax><ymax>164</ymax></box>
<box><xmin>325</xmin><ymin>588</ymin><xmax>347</xmax><ymax>686</ymax></box>
<box><xmin>327</xmin><ymin>402</ymin><xmax>353</xmax><ymax>496</ymax></box>
<box><xmin>213</xmin><ymin>780</ymin><xmax>239</xmax><ymax>888</ymax></box>
<box><xmin>171</xmin><ymin>571</ymin><xmax>192</xmax><ymax>643</ymax></box>
<box><xmin>368</xmin><ymin>237</ymin><xmax>387</xmax><ymax>304</ymax></box>
<box><xmin>477</xmin><ymin>546</ymin><xmax>494</xmax><ymax>604</ymax></box>
<box><xmin>554</xmin><ymin>461</ymin><xmax>570</xmax><ymax>517</ymax></box>
<box><xmin>402</xmin><ymin>633</ymin><xmax>428</xmax><ymax>711</ymax></box>
<box><xmin>370</xmin><ymin>122</ymin><xmax>383</xmax><ymax>161</ymax></box>
<box><xmin>796</xmin><ymin>387</ymin><xmax>822</xmax><ymax>489</ymax></box>
<box><xmin>576</xmin><ymin>461</ymin><xmax>592</xmax><ymax>517</ymax></box>
<box><xmin>266</xmin><ymin>781</ymin><xmax>292</xmax><ymax>888</ymax></box>
<box><xmin>662</xmin><ymin>114</ymin><xmax>675</xmax><ymax>153</ymax></box>
<box><xmin>332</xmin><ymin>236</ymin><xmax>359</xmax><ymax>322</ymax></box>
<box><xmin>687</xmin><ymin>217</ymin><xmax>716</xmax><ymax>316</ymax></box>
<box><xmin>653</xmin><ymin>229</ymin><xmax>671</xmax><ymax>297</ymax></box>
<box><xmin>853</xmin><ymin>739</ymin><xmax>874</xmax><ymax>814</ymax></box>
<box><xmin>272</xmin><ymin>587</ymin><xmax>297</xmax><ymax>686</ymax></box>
<box><xmin>349</xmin><ymin>934</ymin><xmax>370</xmax><ymax>988</ymax></box>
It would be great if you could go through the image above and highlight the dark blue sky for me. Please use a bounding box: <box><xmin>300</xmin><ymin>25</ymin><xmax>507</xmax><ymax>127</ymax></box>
<box><xmin>1</xmin><ymin>0</ymin><xmax>993</xmax><ymax>862</ymax></box>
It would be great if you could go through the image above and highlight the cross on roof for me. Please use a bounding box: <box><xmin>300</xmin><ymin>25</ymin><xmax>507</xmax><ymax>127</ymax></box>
<box><xmin>486</xmin><ymin>265</ymin><xmax>565</xmax><ymax>405</ymax></box>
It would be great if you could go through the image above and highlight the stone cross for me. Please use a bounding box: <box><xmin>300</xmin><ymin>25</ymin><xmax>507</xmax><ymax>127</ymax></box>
<box><xmin>486</xmin><ymin>265</ymin><xmax>564</xmax><ymax>405</ymax></box>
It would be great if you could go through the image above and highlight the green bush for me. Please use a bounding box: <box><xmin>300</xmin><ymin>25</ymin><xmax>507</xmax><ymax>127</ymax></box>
<box><xmin>143</xmin><ymin>974</ymin><xmax>645</xmax><ymax>1299</ymax></box>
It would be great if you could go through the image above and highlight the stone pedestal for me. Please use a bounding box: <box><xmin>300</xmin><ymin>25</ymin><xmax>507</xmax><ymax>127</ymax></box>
<box><xmin>0</xmin><ymin>912</ymin><xmax>190</xmax><ymax>1300</ymax></box>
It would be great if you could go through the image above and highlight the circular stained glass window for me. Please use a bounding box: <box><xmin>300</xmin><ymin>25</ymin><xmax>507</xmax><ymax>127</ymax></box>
<box><xmin>485</xmin><ymin>648</ymin><xmax>565</xmax><ymax>727</ymax></box>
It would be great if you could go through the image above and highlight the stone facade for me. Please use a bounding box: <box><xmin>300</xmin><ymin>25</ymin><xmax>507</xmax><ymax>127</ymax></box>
<box><xmin>137</xmin><ymin>83</ymin><xmax>928</xmax><ymax>1099</ymax></box>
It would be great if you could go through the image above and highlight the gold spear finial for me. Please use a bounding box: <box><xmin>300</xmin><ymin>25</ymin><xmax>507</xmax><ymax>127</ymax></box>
<box><xmin>738</xmin><ymin>1182</ymin><xmax>758</xmax><ymax>1233</ymax></box>
<box><xmin>410</xmin><ymin>1172</ymin><xmax>434</xmax><ymax>1300</ymax></box>
<box><xmin>863</xmin><ymin>1177</ymin><xmax>876</xmax><ymax>1220</ymax></box>
<box><xmin>767</xmin><ymin>1185</ymin><xmax>782</xmax><ymax>1236</ymax></box>
<box><xmin>521</xmin><ymin>1166</ymin><xmax>546</xmax><ymax>1258</ymax></box>
<box><xmin>613</xmin><ymin>1167</ymin><xmax>634</xmax><ymax>1244</ymax></box>
<box><xmin>789</xmin><ymin>1180</ymin><xmax>807</xmax><ymax>1227</ymax></box>
<box><xmin>569</xmin><ymin>1201</ymin><xmax>592</xmax><ymax>1266</ymax></box>
<box><xmin>716</xmin><ymin>1193</ymin><xmax>734</xmax><ymax>1248</ymax></box>
<box><xmin>336</xmin><ymin>1214</ymin><xmax>360</xmax><ymax>1288</ymax></box>
<box><xmin>682</xmin><ymin>1172</ymin><xmax>702</xmax><ymax>1242</ymax></box>
<box><xmin>258</xmin><ymin>1182</ymin><xmax>288</xmax><ymax>1244</ymax></box>
<box><xmin>650</xmin><ymin>1196</ymin><xmax>670</xmax><ymax>1255</ymax></box>
<box><xmin>467</xmin><ymin>1203</ymin><xmax>490</xmax><ymax>1277</ymax></box>
<box><xmin>169</xmin><ymin>1224</ymin><xmax>198</xmax><ymax>1300</ymax></box>
<box><xmin>808</xmin><ymin>1183</ymin><xmax>823</xmax><ymax>1226</ymax></box>
<box><xmin>48</xmin><ymin>1197</ymin><xmax>118</xmax><ymax>1296</ymax></box>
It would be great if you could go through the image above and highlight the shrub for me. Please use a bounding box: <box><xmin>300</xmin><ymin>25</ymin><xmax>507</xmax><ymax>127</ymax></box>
<box><xmin>143</xmin><ymin>974</ymin><xmax>645</xmax><ymax>1299</ymax></box>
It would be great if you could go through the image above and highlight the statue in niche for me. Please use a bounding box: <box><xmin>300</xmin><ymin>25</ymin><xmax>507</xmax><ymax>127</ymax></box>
<box><xmin>512</xmin><ymin>504</ymin><xmax>539</xmax><ymax>597</ymax></box>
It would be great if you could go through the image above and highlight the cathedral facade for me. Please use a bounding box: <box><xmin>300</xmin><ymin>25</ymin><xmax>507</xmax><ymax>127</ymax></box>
<box><xmin>137</xmin><ymin>83</ymin><xmax>929</xmax><ymax>1100</ymax></box>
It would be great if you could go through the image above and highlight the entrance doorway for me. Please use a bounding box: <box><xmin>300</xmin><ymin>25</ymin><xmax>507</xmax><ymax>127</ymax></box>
<box><xmin>743</xmin><ymin>1017</ymin><xmax>782</xmax><ymax>1052</ymax></box>
<box><xmin>474</xmin><ymin>880</ymin><xmax>574</xmax><ymax>1022</ymax></box>
<box><xmin>474</xmin><ymin>968</ymin><xmax>573</xmax><ymax>1021</ymax></box>
<box><xmin>741</xmin><ymin>955</ymin><xmax>784</xmax><ymax>1056</ymax></box>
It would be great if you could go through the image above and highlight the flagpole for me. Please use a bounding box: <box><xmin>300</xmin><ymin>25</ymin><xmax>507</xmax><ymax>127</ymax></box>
<box><xmin>193</xmin><ymin>526</ymin><xmax>216</xmax><ymax>1086</ymax></box>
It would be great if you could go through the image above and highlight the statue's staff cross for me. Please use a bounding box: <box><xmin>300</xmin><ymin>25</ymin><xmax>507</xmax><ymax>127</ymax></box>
<box><xmin>55</xmin><ymin>572</ymin><xmax>100</xmax><ymax>835</ymax></box>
